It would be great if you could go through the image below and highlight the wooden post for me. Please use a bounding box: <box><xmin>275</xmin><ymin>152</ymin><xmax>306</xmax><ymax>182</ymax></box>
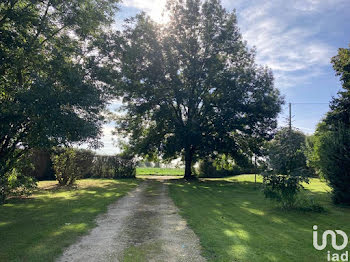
<box><xmin>254</xmin><ymin>155</ymin><xmax>257</xmax><ymax>188</ymax></box>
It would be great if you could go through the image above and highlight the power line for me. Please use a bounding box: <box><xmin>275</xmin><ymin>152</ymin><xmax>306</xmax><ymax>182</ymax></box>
<box><xmin>290</xmin><ymin>102</ymin><xmax>329</xmax><ymax>105</ymax></box>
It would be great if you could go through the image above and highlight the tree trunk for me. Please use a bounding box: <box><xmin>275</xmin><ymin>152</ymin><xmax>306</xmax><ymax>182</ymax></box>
<box><xmin>184</xmin><ymin>147</ymin><xmax>194</xmax><ymax>180</ymax></box>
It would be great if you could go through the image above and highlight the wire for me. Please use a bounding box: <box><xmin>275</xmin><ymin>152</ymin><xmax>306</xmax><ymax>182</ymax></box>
<box><xmin>290</xmin><ymin>102</ymin><xmax>329</xmax><ymax>105</ymax></box>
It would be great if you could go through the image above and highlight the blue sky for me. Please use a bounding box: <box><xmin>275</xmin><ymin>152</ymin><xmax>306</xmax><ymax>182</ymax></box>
<box><xmin>94</xmin><ymin>0</ymin><xmax>350</xmax><ymax>155</ymax></box>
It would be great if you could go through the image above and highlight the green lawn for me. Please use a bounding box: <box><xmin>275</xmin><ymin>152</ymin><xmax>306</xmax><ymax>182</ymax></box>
<box><xmin>136</xmin><ymin>167</ymin><xmax>184</xmax><ymax>176</ymax></box>
<box><xmin>0</xmin><ymin>179</ymin><xmax>139</xmax><ymax>262</ymax></box>
<box><xmin>169</xmin><ymin>174</ymin><xmax>350</xmax><ymax>262</ymax></box>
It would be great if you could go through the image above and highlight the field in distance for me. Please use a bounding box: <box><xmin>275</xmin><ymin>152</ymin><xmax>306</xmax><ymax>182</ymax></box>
<box><xmin>136</xmin><ymin>167</ymin><xmax>184</xmax><ymax>176</ymax></box>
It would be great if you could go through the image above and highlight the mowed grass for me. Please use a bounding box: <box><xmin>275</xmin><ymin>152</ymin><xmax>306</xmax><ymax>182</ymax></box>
<box><xmin>169</xmin><ymin>175</ymin><xmax>350</xmax><ymax>262</ymax></box>
<box><xmin>0</xmin><ymin>179</ymin><xmax>139</xmax><ymax>262</ymax></box>
<box><xmin>136</xmin><ymin>167</ymin><xmax>184</xmax><ymax>176</ymax></box>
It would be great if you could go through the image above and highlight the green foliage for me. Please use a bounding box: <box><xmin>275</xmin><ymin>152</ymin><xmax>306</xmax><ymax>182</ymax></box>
<box><xmin>307</xmin><ymin>44</ymin><xmax>350</xmax><ymax>205</ymax></box>
<box><xmin>296</xmin><ymin>195</ymin><xmax>326</xmax><ymax>213</ymax></box>
<box><xmin>92</xmin><ymin>155</ymin><xmax>136</xmax><ymax>179</ymax></box>
<box><xmin>310</xmin><ymin>126</ymin><xmax>350</xmax><ymax>204</ymax></box>
<box><xmin>263</xmin><ymin>174</ymin><xmax>309</xmax><ymax>209</ymax></box>
<box><xmin>263</xmin><ymin>128</ymin><xmax>313</xmax><ymax>208</ymax></box>
<box><xmin>0</xmin><ymin>153</ymin><xmax>37</xmax><ymax>204</ymax></box>
<box><xmin>304</xmin><ymin>134</ymin><xmax>319</xmax><ymax>176</ymax></box>
<box><xmin>52</xmin><ymin>149</ymin><xmax>79</xmax><ymax>186</ymax></box>
<box><xmin>198</xmin><ymin>159</ymin><xmax>218</xmax><ymax>178</ymax></box>
<box><xmin>51</xmin><ymin>148</ymin><xmax>135</xmax><ymax>185</ymax></box>
<box><xmin>115</xmin><ymin>0</ymin><xmax>283</xmax><ymax>178</ymax></box>
<box><xmin>266</xmin><ymin>128</ymin><xmax>311</xmax><ymax>176</ymax></box>
<box><xmin>325</xmin><ymin>44</ymin><xmax>350</xmax><ymax>126</ymax></box>
<box><xmin>198</xmin><ymin>157</ymin><xmax>241</xmax><ymax>178</ymax></box>
<box><xmin>73</xmin><ymin>149</ymin><xmax>95</xmax><ymax>178</ymax></box>
<box><xmin>51</xmin><ymin>148</ymin><xmax>94</xmax><ymax>186</ymax></box>
<box><xmin>0</xmin><ymin>170</ymin><xmax>36</xmax><ymax>204</ymax></box>
<box><xmin>0</xmin><ymin>0</ymin><xmax>120</xmax><ymax>179</ymax></box>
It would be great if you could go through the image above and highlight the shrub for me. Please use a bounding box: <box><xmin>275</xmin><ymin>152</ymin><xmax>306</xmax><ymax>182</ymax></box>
<box><xmin>198</xmin><ymin>158</ymin><xmax>241</xmax><ymax>178</ymax></box>
<box><xmin>198</xmin><ymin>159</ymin><xmax>217</xmax><ymax>177</ymax></box>
<box><xmin>51</xmin><ymin>148</ymin><xmax>93</xmax><ymax>186</ymax></box>
<box><xmin>0</xmin><ymin>153</ymin><xmax>37</xmax><ymax>204</ymax></box>
<box><xmin>311</xmin><ymin>126</ymin><xmax>350</xmax><ymax>205</ymax></box>
<box><xmin>296</xmin><ymin>196</ymin><xmax>325</xmax><ymax>213</ymax></box>
<box><xmin>51</xmin><ymin>149</ymin><xmax>135</xmax><ymax>184</ymax></box>
<box><xmin>263</xmin><ymin>173</ymin><xmax>308</xmax><ymax>209</ymax></box>
<box><xmin>73</xmin><ymin>149</ymin><xmax>95</xmax><ymax>178</ymax></box>
<box><xmin>92</xmin><ymin>155</ymin><xmax>136</xmax><ymax>179</ymax></box>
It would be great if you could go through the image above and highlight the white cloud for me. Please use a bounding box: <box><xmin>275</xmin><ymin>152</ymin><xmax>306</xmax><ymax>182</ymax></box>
<box><xmin>293</xmin><ymin>0</ymin><xmax>347</xmax><ymax>12</ymax></box>
<box><xmin>121</xmin><ymin>0</ymin><xmax>168</xmax><ymax>23</ymax></box>
<box><xmin>237</xmin><ymin>1</ymin><xmax>337</xmax><ymax>89</ymax></box>
<box><xmin>240</xmin><ymin>2</ymin><xmax>272</xmax><ymax>22</ymax></box>
<box><xmin>93</xmin><ymin>125</ymin><xmax>120</xmax><ymax>155</ymax></box>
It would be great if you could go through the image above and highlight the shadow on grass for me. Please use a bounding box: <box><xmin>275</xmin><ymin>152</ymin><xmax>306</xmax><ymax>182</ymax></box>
<box><xmin>0</xmin><ymin>179</ymin><xmax>139</xmax><ymax>262</ymax></box>
<box><xmin>169</xmin><ymin>179</ymin><xmax>350</xmax><ymax>262</ymax></box>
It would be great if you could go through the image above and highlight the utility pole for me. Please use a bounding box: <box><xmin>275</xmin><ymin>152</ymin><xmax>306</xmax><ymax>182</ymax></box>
<box><xmin>289</xmin><ymin>102</ymin><xmax>292</xmax><ymax>131</ymax></box>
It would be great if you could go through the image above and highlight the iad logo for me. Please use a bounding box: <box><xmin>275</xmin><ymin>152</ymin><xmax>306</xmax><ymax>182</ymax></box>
<box><xmin>313</xmin><ymin>225</ymin><xmax>348</xmax><ymax>250</ymax></box>
<box><xmin>313</xmin><ymin>225</ymin><xmax>349</xmax><ymax>261</ymax></box>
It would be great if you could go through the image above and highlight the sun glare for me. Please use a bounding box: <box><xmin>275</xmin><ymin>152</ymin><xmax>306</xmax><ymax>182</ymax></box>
<box><xmin>123</xmin><ymin>0</ymin><xmax>169</xmax><ymax>24</ymax></box>
<box><xmin>149</xmin><ymin>0</ymin><xmax>170</xmax><ymax>24</ymax></box>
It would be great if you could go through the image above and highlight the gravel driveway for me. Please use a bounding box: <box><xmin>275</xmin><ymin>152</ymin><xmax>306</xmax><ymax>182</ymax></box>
<box><xmin>57</xmin><ymin>178</ymin><xmax>206</xmax><ymax>262</ymax></box>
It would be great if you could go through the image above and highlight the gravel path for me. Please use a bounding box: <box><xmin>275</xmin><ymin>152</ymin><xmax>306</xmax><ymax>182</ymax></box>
<box><xmin>57</xmin><ymin>179</ymin><xmax>206</xmax><ymax>262</ymax></box>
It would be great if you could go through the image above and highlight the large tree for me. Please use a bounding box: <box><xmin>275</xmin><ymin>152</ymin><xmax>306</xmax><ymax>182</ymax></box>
<box><xmin>116</xmin><ymin>0</ymin><xmax>283</xmax><ymax>179</ymax></box>
<box><xmin>0</xmin><ymin>0</ymin><xmax>119</xmax><ymax>176</ymax></box>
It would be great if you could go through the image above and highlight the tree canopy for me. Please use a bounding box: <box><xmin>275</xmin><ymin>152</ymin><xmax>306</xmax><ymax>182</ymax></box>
<box><xmin>115</xmin><ymin>0</ymin><xmax>283</xmax><ymax>178</ymax></box>
<box><xmin>0</xmin><ymin>0</ymin><xmax>119</xmax><ymax>175</ymax></box>
<box><xmin>325</xmin><ymin>44</ymin><xmax>350</xmax><ymax>127</ymax></box>
<box><xmin>307</xmin><ymin>43</ymin><xmax>350</xmax><ymax>205</ymax></box>
<box><xmin>266</xmin><ymin>127</ymin><xmax>309</xmax><ymax>176</ymax></box>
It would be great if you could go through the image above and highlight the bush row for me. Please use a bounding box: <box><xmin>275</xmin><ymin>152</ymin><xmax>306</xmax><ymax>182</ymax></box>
<box><xmin>51</xmin><ymin>148</ymin><xmax>136</xmax><ymax>185</ymax></box>
<box><xmin>0</xmin><ymin>148</ymin><xmax>136</xmax><ymax>203</ymax></box>
<box><xmin>197</xmin><ymin>154</ymin><xmax>257</xmax><ymax>178</ymax></box>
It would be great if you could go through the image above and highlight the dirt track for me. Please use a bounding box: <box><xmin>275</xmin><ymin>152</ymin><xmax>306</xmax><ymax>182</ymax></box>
<box><xmin>57</xmin><ymin>178</ymin><xmax>206</xmax><ymax>262</ymax></box>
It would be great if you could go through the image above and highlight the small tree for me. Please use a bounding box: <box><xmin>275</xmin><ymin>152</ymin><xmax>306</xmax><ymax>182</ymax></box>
<box><xmin>266</xmin><ymin>128</ymin><xmax>310</xmax><ymax>175</ymax></box>
<box><xmin>263</xmin><ymin>128</ymin><xmax>310</xmax><ymax>208</ymax></box>
<box><xmin>263</xmin><ymin>175</ymin><xmax>306</xmax><ymax>209</ymax></box>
